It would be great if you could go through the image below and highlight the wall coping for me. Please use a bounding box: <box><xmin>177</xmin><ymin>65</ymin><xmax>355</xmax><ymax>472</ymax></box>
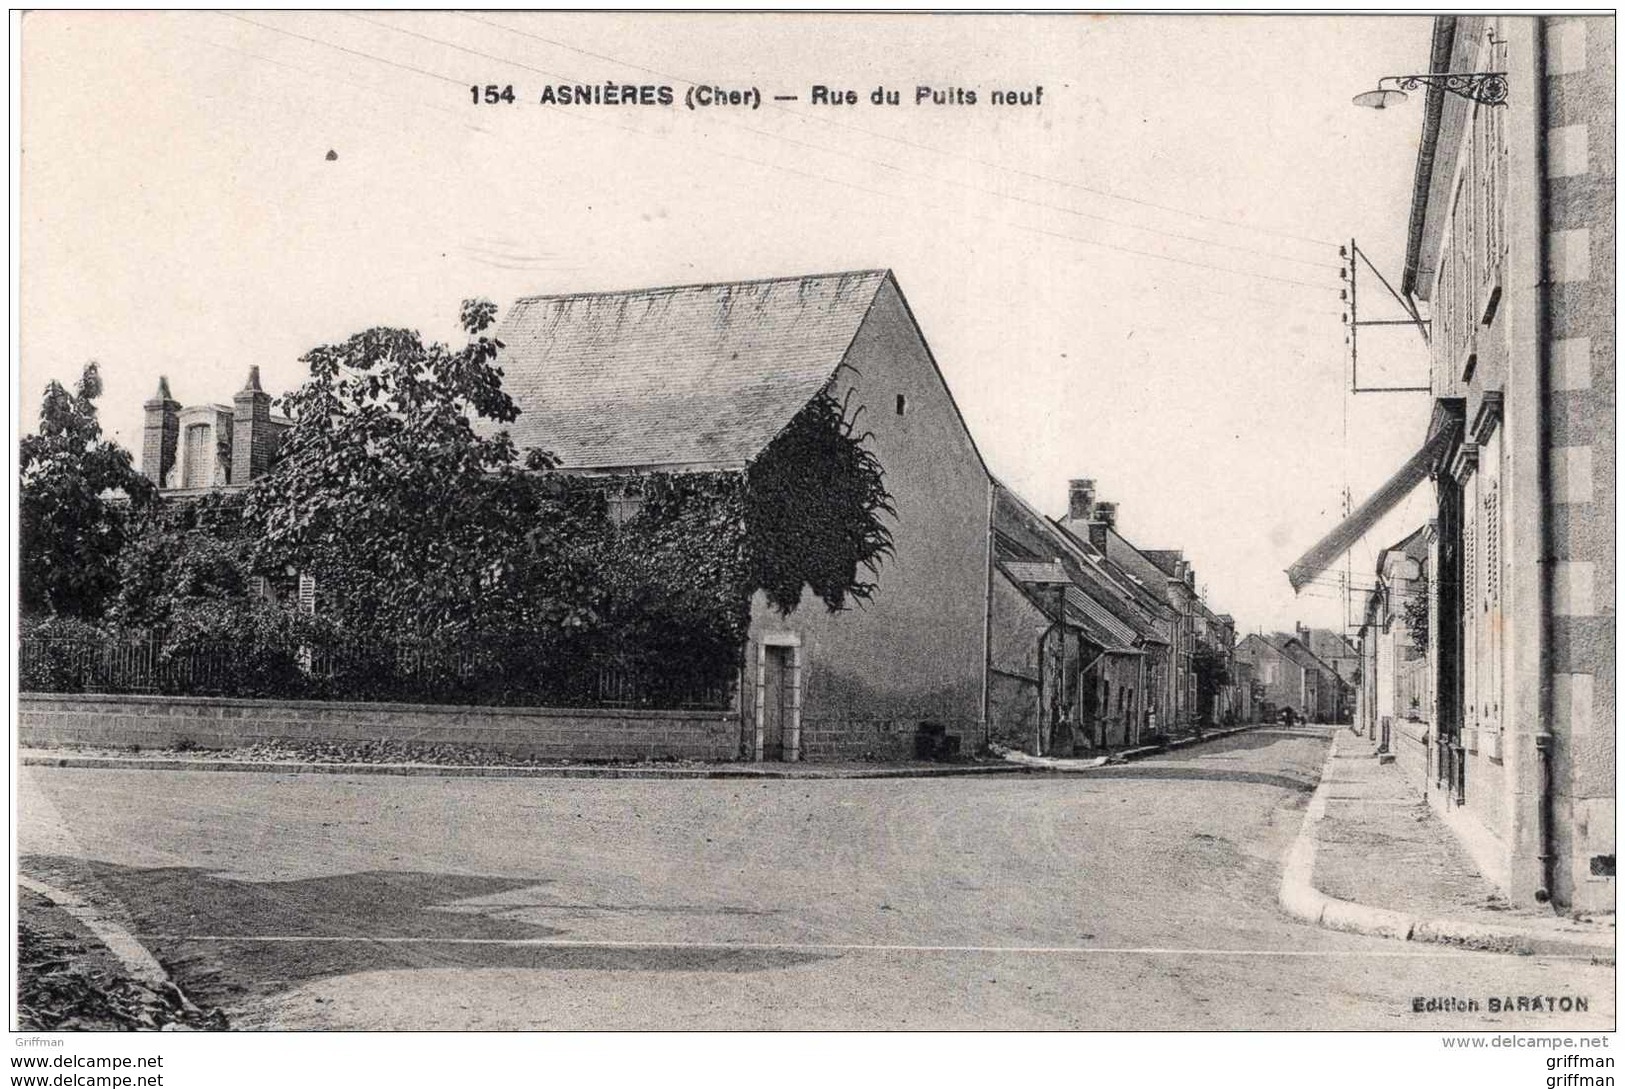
<box><xmin>17</xmin><ymin>691</ymin><xmax>734</xmax><ymax>722</ymax></box>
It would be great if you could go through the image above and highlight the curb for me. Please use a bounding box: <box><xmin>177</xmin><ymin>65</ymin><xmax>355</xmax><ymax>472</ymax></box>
<box><xmin>1277</xmin><ymin>732</ymin><xmax>1615</xmax><ymax>959</ymax></box>
<box><xmin>20</xmin><ymin>753</ymin><xmax>1041</xmax><ymax>781</ymax></box>
<box><xmin>21</xmin><ymin>724</ymin><xmax>1273</xmax><ymax>782</ymax></box>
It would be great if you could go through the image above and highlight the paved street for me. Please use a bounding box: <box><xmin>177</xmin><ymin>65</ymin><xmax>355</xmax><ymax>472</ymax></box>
<box><xmin>18</xmin><ymin>725</ymin><xmax>1614</xmax><ymax>1030</ymax></box>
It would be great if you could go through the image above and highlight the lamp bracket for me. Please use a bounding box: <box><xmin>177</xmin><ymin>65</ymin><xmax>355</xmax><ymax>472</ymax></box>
<box><xmin>1383</xmin><ymin>72</ymin><xmax>1508</xmax><ymax>106</ymax></box>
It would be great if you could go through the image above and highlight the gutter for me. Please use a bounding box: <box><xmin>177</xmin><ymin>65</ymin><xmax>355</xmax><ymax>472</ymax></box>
<box><xmin>1530</xmin><ymin>18</ymin><xmax>1556</xmax><ymax>905</ymax></box>
<box><xmin>1401</xmin><ymin>17</ymin><xmax>1460</xmax><ymax>297</ymax></box>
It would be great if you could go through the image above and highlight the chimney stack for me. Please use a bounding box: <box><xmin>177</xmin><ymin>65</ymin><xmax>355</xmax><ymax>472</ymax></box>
<box><xmin>1086</xmin><ymin>500</ymin><xmax>1115</xmax><ymax>553</ymax></box>
<box><xmin>1068</xmin><ymin>478</ymin><xmax>1096</xmax><ymax>522</ymax></box>
<box><xmin>232</xmin><ymin>365</ymin><xmax>273</xmax><ymax>484</ymax></box>
<box><xmin>141</xmin><ymin>376</ymin><xmax>180</xmax><ymax>487</ymax></box>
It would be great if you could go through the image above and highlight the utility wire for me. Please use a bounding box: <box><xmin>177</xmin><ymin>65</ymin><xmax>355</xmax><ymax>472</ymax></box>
<box><xmin>219</xmin><ymin>12</ymin><xmax>468</xmax><ymax>88</ymax></box>
<box><xmin>217</xmin><ymin>13</ymin><xmax>1342</xmax><ymax>300</ymax></box>
<box><xmin>181</xmin><ymin>28</ymin><xmax>488</xmax><ymax>134</ymax></box>
<box><xmin>435</xmin><ymin>12</ymin><xmax>1340</xmax><ymax>272</ymax></box>
<box><xmin>462</xmin><ymin>12</ymin><xmax>1339</xmax><ymax>251</ymax></box>
<box><xmin>323</xmin><ymin>14</ymin><xmax>1339</xmax><ymax>294</ymax></box>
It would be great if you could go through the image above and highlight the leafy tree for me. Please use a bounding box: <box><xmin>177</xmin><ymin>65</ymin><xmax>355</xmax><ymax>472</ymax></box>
<box><xmin>1401</xmin><ymin>571</ymin><xmax>1429</xmax><ymax>653</ymax></box>
<box><xmin>243</xmin><ymin>300</ymin><xmax>537</xmax><ymax>641</ymax></box>
<box><xmin>1192</xmin><ymin>643</ymin><xmax>1232</xmax><ymax>725</ymax></box>
<box><xmin>19</xmin><ymin>363</ymin><xmax>154</xmax><ymax>619</ymax></box>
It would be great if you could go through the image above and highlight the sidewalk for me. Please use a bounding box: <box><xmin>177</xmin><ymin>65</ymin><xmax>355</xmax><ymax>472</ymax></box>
<box><xmin>1280</xmin><ymin>727</ymin><xmax>1615</xmax><ymax>958</ymax></box>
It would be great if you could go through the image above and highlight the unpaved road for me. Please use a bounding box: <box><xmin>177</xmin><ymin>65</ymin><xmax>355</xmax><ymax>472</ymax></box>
<box><xmin>18</xmin><ymin>726</ymin><xmax>1614</xmax><ymax>1029</ymax></box>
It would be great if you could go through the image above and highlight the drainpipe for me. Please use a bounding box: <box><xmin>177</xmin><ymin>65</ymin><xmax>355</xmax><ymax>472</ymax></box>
<box><xmin>1531</xmin><ymin>17</ymin><xmax>1556</xmax><ymax>904</ymax></box>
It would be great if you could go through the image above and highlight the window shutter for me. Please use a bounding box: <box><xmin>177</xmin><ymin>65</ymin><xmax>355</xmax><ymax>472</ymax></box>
<box><xmin>298</xmin><ymin>573</ymin><xmax>317</xmax><ymax>616</ymax></box>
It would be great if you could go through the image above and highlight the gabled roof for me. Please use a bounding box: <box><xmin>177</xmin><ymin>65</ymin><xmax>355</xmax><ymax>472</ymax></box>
<box><xmin>494</xmin><ymin>270</ymin><xmax>891</xmax><ymax>470</ymax></box>
<box><xmin>1301</xmin><ymin>627</ymin><xmax>1358</xmax><ymax>663</ymax></box>
<box><xmin>1271</xmin><ymin>634</ymin><xmax>1344</xmax><ymax>680</ymax></box>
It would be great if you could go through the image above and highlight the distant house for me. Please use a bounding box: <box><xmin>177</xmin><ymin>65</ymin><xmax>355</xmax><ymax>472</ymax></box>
<box><xmin>1270</xmin><ymin>634</ymin><xmax>1349</xmax><ymax>723</ymax></box>
<box><xmin>1234</xmin><ymin>634</ymin><xmax>1305</xmax><ymax>720</ymax></box>
<box><xmin>140</xmin><ymin>366</ymin><xmax>292</xmax><ymax>493</ymax></box>
<box><xmin>494</xmin><ymin>270</ymin><xmax>994</xmax><ymax>762</ymax></box>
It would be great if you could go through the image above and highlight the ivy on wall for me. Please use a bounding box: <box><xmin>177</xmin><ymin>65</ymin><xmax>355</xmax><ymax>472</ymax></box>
<box><xmin>746</xmin><ymin>390</ymin><xmax>895</xmax><ymax>614</ymax></box>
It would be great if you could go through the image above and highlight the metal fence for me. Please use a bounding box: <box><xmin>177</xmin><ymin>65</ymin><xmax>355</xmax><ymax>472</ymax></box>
<box><xmin>19</xmin><ymin>633</ymin><xmax>733</xmax><ymax>711</ymax></box>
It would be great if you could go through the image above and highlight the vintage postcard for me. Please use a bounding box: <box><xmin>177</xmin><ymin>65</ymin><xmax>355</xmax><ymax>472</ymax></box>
<box><xmin>11</xmin><ymin>7</ymin><xmax>1616</xmax><ymax>1077</ymax></box>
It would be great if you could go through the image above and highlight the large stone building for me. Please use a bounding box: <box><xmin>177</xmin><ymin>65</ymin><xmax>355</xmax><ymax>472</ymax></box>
<box><xmin>1294</xmin><ymin>15</ymin><xmax>1614</xmax><ymax>910</ymax></box>
<box><xmin>494</xmin><ymin>270</ymin><xmax>995</xmax><ymax>762</ymax></box>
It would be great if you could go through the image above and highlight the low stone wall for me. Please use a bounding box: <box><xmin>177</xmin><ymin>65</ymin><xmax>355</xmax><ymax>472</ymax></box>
<box><xmin>18</xmin><ymin>692</ymin><xmax>741</xmax><ymax>762</ymax></box>
<box><xmin>799</xmin><ymin>716</ymin><xmax>981</xmax><ymax>761</ymax></box>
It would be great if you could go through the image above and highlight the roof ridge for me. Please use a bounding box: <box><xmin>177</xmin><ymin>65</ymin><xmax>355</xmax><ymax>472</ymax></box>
<box><xmin>510</xmin><ymin>268</ymin><xmax>892</xmax><ymax>306</ymax></box>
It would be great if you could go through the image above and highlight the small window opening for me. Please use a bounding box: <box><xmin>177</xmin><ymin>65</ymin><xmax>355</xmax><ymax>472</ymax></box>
<box><xmin>895</xmin><ymin>394</ymin><xmax>907</xmax><ymax>416</ymax></box>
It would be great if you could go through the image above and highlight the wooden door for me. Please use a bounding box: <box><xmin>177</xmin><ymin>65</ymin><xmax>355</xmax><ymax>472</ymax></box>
<box><xmin>762</xmin><ymin>646</ymin><xmax>789</xmax><ymax>760</ymax></box>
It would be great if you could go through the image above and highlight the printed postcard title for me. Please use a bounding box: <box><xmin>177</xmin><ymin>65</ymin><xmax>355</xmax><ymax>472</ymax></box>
<box><xmin>470</xmin><ymin>82</ymin><xmax>1047</xmax><ymax>109</ymax></box>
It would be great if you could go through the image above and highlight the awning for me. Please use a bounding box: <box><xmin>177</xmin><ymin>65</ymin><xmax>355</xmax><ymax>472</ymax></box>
<box><xmin>1286</xmin><ymin>404</ymin><xmax>1460</xmax><ymax>592</ymax></box>
<box><xmin>1000</xmin><ymin>561</ymin><xmax>1141</xmax><ymax>652</ymax></box>
<box><xmin>1063</xmin><ymin>586</ymin><xmax>1141</xmax><ymax>652</ymax></box>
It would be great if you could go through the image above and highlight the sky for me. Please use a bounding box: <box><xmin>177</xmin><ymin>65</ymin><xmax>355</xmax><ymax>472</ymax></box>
<box><xmin>19</xmin><ymin>11</ymin><xmax>1443</xmax><ymax>636</ymax></box>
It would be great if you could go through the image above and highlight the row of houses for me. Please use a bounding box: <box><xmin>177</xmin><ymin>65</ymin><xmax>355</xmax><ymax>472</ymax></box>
<box><xmin>1292</xmin><ymin>15</ymin><xmax>1612</xmax><ymax>913</ymax></box>
<box><xmin>140</xmin><ymin>269</ymin><xmax>1246</xmax><ymax>764</ymax></box>
<box><xmin>1234</xmin><ymin>625</ymin><xmax>1358</xmax><ymax>725</ymax></box>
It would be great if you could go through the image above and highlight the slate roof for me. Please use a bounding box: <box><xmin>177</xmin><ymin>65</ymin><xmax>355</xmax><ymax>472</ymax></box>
<box><xmin>493</xmin><ymin>270</ymin><xmax>891</xmax><ymax>470</ymax></box>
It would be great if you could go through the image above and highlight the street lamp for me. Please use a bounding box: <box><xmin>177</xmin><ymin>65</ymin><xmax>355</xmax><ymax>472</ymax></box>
<box><xmin>1353</xmin><ymin>72</ymin><xmax>1509</xmax><ymax>109</ymax></box>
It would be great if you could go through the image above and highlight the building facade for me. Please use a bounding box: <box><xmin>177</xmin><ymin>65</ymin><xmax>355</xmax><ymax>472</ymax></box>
<box><xmin>1294</xmin><ymin>15</ymin><xmax>1614</xmax><ymax>910</ymax></box>
<box><xmin>495</xmin><ymin>270</ymin><xmax>995</xmax><ymax>762</ymax></box>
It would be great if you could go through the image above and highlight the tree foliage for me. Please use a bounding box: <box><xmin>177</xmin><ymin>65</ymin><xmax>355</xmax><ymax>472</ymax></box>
<box><xmin>111</xmin><ymin>492</ymin><xmax>256</xmax><ymax>631</ymax></box>
<box><xmin>19</xmin><ymin>363</ymin><xmax>154</xmax><ymax>619</ymax></box>
<box><xmin>1401</xmin><ymin>571</ymin><xmax>1429</xmax><ymax>653</ymax></box>
<box><xmin>241</xmin><ymin>300</ymin><xmax>537</xmax><ymax>641</ymax></box>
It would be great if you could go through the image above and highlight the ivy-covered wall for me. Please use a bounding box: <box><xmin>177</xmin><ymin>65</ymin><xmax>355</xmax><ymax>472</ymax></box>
<box><xmin>742</xmin><ymin>276</ymin><xmax>992</xmax><ymax>754</ymax></box>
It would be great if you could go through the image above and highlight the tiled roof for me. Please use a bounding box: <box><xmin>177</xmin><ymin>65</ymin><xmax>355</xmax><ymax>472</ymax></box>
<box><xmin>493</xmin><ymin>270</ymin><xmax>890</xmax><ymax>470</ymax></box>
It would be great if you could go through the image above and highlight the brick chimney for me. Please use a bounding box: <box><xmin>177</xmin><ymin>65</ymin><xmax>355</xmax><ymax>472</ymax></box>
<box><xmin>1068</xmin><ymin>478</ymin><xmax>1096</xmax><ymax>522</ymax></box>
<box><xmin>1088</xmin><ymin>500</ymin><xmax>1116</xmax><ymax>553</ymax></box>
<box><xmin>232</xmin><ymin>365</ymin><xmax>273</xmax><ymax>484</ymax></box>
<box><xmin>141</xmin><ymin>376</ymin><xmax>180</xmax><ymax>487</ymax></box>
